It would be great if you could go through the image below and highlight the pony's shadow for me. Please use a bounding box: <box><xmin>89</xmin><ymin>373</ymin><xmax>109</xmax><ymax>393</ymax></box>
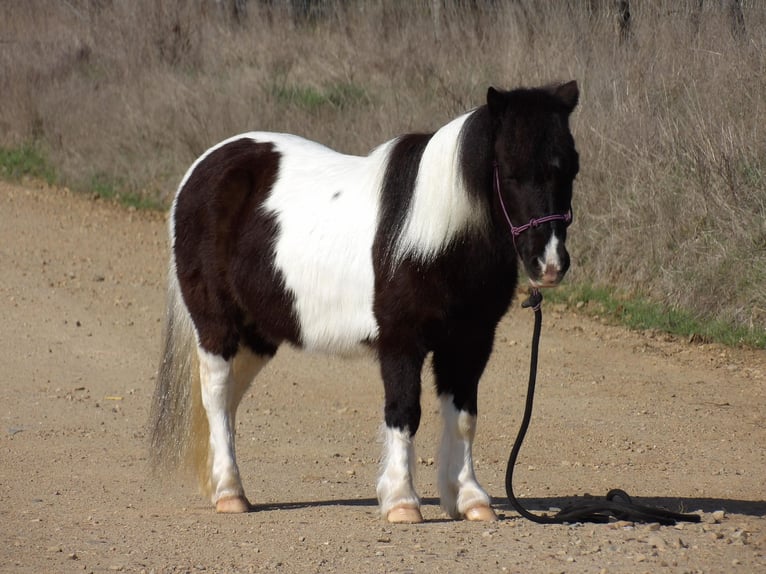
<box><xmin>253</xmin><ymin>496</ymin><xmax>766</xmax><ymax>518</ymax></box>
<box><xmin>254</xmin><ymin>497</ymin><xmax>380</xmax><ymax>512</ymax></box>
<box><xmin>491</xmin><ymin>496</ymin><xmax>766</xmax><ymax>518</ymax></box>
<box><xmin>253</xmin><ymin>497</ymin><xmax>447</xmax><ymax>522</ymax></box>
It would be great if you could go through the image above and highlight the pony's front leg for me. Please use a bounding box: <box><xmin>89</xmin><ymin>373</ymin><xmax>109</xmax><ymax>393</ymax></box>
<box><xmin>376</xmin><ymin>352</ymin><xmax>425</xmax><ymax>523</ymax></box>
<box><xmin>198</xmin><ymin>349</ymin><xmax>249</xmax><ymax>513</ymax></box>
<box><xmin>438</xmin><ymin>395</ymin><xmax>497</xmax><ymax>521</ymax></box>
<box><xmin>433</xmin><ymin>334</ymin><xmax>497</xmax><ymax>521</ymax></box>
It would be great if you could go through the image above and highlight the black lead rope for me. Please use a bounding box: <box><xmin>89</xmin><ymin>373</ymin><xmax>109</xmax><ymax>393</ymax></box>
<box><xmin>504</xmin><ymin>288</ymin><xmax>701</xmax><ymax>525</ymax></box>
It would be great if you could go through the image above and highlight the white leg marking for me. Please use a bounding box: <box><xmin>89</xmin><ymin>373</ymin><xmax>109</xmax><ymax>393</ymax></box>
<box><xmin>198</xmin><ymin>348</ymin><xmax>243</xmax><ymax>503</ymax></box>
<box><xmin>438</xmin><ymin>396</ymin><xmax>491</xmax><ymax>519</ymax></box>
<box><xmin>377</xmin><ymin>426</ymin><xmax>420</xmax><ymax>517</ymax></box>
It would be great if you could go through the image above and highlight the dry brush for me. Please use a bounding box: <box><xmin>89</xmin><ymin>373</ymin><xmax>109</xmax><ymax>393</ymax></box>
<box><xmin>1</xmin><ymin>0</ymin><xmax>764</xmax><ymax>333</ymax></box>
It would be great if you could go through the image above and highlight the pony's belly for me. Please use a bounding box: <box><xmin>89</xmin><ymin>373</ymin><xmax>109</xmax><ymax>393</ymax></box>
<box><xmin>302</xmin><ymin>336</ymin><xmax>378</xmax><ymax>358</ymax></box>
<box><xmin>291</xmin><ymin>289</ymin><xmax>379</xmax><ymax>354</ymax></box>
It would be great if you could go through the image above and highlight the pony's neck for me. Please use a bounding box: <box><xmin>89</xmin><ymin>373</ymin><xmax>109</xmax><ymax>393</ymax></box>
<box><xmin>391</xmin><ymin>109</ymin><xmax>491</xmax><ymax>264</ymax></box>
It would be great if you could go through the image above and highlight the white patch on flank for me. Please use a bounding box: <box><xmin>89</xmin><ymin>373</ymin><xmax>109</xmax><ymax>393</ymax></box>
<box><xmin>438</xmin><ymin>396</ymin><xmax>491</xmax><ymax>518</ymax></box>
<box><xmin>197</xmin><ymin>348</ymin><xmax>243</xmax><ymax>503</ymax></box>
<box><xmin>377</xmin><ymin>425</ymin><xmax>420</xmax><ymax>517</ymax></box>
<box><xmin>258</xmin><ymin>133</ymin><xmax>391</xmax><ymax>354</ymax></box>
<box><xmin>393</xmin><ymin>110</ymin><xmax>487</xmax><ymax>264</ymax></box>
<box><xmin>538</xmin><ymin>233</ymin><xmax>562</xmax><ymax>277</ymax></box>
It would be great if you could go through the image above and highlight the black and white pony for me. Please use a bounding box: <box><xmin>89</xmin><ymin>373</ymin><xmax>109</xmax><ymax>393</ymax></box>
<box><xmin>149</xmin><ymin>81</ymin><xmax>580</xmax><ymax>523</ymax></box>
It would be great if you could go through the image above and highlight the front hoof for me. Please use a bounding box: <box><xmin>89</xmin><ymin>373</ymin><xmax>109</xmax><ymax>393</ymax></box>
<box><xmin>386</xmin><ymin>505</ymin><xmax>424</xmax><ymax>524</ymax></box>
<box><xmin>464</xmin><ymin>504</ymin><xmax>498</xmax><ymax>522</ymax></box>
<box><xmin>215</xmin><ymin>495</ymin><xmax>251</xmax><ymax>514</ymax></box>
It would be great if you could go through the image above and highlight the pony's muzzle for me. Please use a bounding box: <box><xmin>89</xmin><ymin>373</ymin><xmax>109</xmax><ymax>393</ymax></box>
<box><xmin>541</xmin><ymin>263</ymin><xmax>563</xmax><ymax>286</ymax></box>
<box><xmin>531</xmin><ymin>235</ymin><xmax>569</xmax><ymax>287</ymax></box>
<box><xmin>530</xmin><ymin>264</ymin><xmax>565</xmax><ymax>288</ymax></box>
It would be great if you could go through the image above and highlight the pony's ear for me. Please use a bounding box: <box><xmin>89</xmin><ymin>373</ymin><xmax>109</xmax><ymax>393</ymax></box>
<box><xmin>554</xmin><ymin>80</ymin><xmax>579</xmax><ymax>113</ymax></box>
<box><xmin>487</xmin><ymin>86</ymin><xmax>508</xmax><ymax>118</ymax></box>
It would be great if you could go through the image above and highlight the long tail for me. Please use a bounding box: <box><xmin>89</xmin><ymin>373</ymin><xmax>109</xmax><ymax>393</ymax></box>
<box><xmin>148</xmin><ymin>266</ymin><xmax>212</xmax><ymax>496</ymax></box>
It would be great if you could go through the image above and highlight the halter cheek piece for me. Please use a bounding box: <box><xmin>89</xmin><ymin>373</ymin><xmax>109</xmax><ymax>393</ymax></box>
<box><xmin>493</xmin><ymin>162</ymin><xmax>572</xmax><ymax>242</ymax></box>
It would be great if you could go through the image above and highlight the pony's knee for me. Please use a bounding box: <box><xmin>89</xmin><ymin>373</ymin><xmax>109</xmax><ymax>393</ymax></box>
<box><xmin>379</xmin><ymin>350</ymin><xmax>425</xmax><ymax>436</ymax></box>
<box><xmin>384</xmin><ymin>402</ymin><xmax>422</xmax><ymax>437</ymax></box>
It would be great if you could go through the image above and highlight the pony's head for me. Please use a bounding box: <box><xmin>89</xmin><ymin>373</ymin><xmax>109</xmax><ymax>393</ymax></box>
<box><xmin>488</xmin><ymin>81</ymin><xmax>579</xmax><ymax>287</ymax></box>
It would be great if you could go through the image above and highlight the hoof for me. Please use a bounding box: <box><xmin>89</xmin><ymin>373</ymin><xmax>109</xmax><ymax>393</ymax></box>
<box><xmin>215</xmin><ymin>495</ymin><xmax>251</xmax><ymax>514</ymax></box>
<box><xmin>464</xmin><ymin>504</ymin><xmax>498</xmax><ymax>522</ymax></box>
<box><xmin>386</xmin><ymin>505</ymin><xmax>424</xmax><ymax>524</ymax></box>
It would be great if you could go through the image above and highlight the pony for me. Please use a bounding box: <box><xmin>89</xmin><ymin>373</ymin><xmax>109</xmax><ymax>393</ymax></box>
<box><xmin>149</xmin><ymin>81</ymin><xmax>580</xmax><ymax>523</ymax></box>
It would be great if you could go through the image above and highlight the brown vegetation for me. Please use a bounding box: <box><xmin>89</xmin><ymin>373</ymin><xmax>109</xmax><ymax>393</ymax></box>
<box><xmin>1</xmin><ymin>0</ymin><xmax>764</xmax><ymax>331</ymax></box>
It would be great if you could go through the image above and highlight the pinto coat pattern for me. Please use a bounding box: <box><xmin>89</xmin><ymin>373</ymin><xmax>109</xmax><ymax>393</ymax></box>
<box><xmin>149</xmin><ymin>81</ymin><xmax>580</xmax><ymax>523</ymax></box>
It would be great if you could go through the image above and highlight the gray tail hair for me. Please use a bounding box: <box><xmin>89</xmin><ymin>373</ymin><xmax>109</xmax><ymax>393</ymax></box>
<box><xmin>148</xmin><ymin>269</ymin><xmax>212</xmax><ymax>497</ymax></box>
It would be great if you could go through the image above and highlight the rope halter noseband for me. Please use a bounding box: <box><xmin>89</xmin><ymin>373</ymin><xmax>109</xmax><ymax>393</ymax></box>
<box><xmin>493</xmin><ymin>161</ymin><xmax>572</xmax><ymax>245</ymax></box>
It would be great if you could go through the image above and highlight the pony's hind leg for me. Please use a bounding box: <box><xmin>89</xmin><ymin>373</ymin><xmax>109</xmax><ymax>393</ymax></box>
<box><xmin>193</xmin><ymin>350</ymin><xmax>246</xmax><ymax>512</ymax></box>
<box><xmin>197</xmin><ymin>348</ymin><xmax>245</xmax><ymax>512</ymax></box>
<box><xmin>198</xmin><ymin>345</ymin><xmax>273</xmax><ymax>514</ymax></box>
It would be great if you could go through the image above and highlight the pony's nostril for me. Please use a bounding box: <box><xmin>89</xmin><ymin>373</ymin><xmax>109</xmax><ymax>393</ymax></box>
<box><xmin>542</xmin><ymin>264</ymin><xmax>560</xmax><ymax>284</ymax></box>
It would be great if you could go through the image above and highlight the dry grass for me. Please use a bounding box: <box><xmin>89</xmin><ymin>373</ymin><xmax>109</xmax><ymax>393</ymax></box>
<box><xmin>1</xmin><ymin>0</ymin><xmax>764</xmax><ymax>333</ymax></box>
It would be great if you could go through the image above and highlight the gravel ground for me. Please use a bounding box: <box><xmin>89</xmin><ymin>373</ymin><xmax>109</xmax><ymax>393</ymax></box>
<box><xmin>1</xmin><ymin>180</ymin><xmax>764</xmax><ymax>573</ymax></box>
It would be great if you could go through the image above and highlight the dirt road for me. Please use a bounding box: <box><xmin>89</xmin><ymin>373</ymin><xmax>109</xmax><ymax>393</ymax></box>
<box><xmin>1</xmin><ymin>180</ymin><xmax>764</xmax><ymax>573</ymax></box>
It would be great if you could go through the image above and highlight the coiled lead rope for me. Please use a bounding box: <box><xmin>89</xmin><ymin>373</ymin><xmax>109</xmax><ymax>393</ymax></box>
<box><xmin>504</xmin><ymin>288</ymin><xmax>701</xmax><ymax>525</ymax></box>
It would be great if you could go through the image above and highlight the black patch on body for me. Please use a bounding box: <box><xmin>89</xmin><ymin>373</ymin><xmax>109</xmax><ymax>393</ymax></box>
<box><xmin>172</xmin><ymin>138</ymin><xmax>300</xmax><ymax>359</ymax></box>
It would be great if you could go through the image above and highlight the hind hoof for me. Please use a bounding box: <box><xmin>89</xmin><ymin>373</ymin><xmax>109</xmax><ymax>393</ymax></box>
<box><xmin>464</xmin><ymin>504</ymin><xmax>498</xmax><ymax>522</ymax></box>
<box><xmin>215</xmin><ymin>495</ymin><xmax>251</xmax><ymax>514</ymax></box>
<box><xmin>386</xmin><ymin>505</ymin><xmax>424</xmax><ymax>524</ymax></box>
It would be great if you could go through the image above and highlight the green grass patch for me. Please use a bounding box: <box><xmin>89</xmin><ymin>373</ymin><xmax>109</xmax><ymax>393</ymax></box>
<box><xmin>89</xmin><ymin>171</ymin><xmax>122</xmax><ymax>200</ymax></box>
<box><xmin>546</xmin><ymin>283</ymin><xmax>766</xmax><ymax>349</ymax></box>
<box><xmin>269</xmin><ymin>80</ymin><xmax>369</xmax><ymax>111</ymax></box>
<box><xmin>0</xmin><ymin>143</ymin><xmax>56</xmax><ymax>184</ymax></box>
<box><xmin>324</xmin><ymin>81</ymin><xmax>369</xmax><ymax>109</ymax></box>
<box><xmin>270</xmin><ymin>84</ymin><xmax>328</xmax><ymax>110</ymax></box>
<box><xmin>0</xmin><ymin>145</ymin><xmax>160</xmax><ymax>210</ymax></box>
<box><xmin>88</xmin><ymin>172</ymin><xmax>163</xmax><ymax>210</ymax></box>
<box><xmin>118</xmin><ymin>191</ymin><xmax>164</xmax><ymax>211</ymax></box>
